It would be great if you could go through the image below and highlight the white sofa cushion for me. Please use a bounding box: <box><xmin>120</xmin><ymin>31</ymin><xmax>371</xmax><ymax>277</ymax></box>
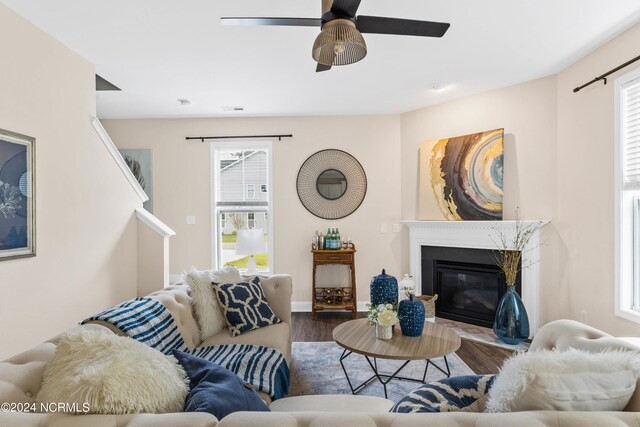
<box><xmin>183</xmin><ymin>266</ymin><xmax>243</xmax><ymax>341</ymax></box>
<box><xmin>36</xmin><ymin>329</ymin><xmax>189</xmax><ymax>414</ymax></box>
<box><xmin>269</xmin><ymin>395</ymin><xmax>394</xmax><ymax>413</ymax></box>
<box><xmin>486</xmin><ymin>348</ymin><xmax>640</xmax><ymax>412</ymax></box>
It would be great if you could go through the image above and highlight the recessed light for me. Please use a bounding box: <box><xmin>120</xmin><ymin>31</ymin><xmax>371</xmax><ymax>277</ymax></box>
<box><xmin>431</xmin><ymin>83</ymin><xmax>450</xmax><ymax>91</ymax></box>
<box><xmin>221</xmin><ymin>106</ymin><xmax>245</xmax><ymax>112</ymax></box>
<box><xmin>178</xmin><ymin>99</ymin><xmax>191</xmax><ymax>106</ymax></box>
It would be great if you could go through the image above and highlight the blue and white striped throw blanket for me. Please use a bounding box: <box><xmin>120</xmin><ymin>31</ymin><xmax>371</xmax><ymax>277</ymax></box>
<box><xmin>82</xmin><ymin>298</ymin><xmax>290</xmax><ymax>400</ymax></box>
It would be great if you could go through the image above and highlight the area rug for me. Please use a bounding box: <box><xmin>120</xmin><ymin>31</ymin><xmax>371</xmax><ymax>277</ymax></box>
<box><xmin>289</xmin><ymin>341</ymin><xmax>475</xmax><ymax>402</ymax></box>
<box><xmin>434</xmin><ymin>317</ymin><xmax>530</xmax><ymax>351</ymax></box>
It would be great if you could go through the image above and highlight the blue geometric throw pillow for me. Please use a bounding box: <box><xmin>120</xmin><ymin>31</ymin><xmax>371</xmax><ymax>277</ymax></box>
<box><xmin>212</xmin><ymin>276</ymin><xmax>281</xmax><ymax>337</ymax></box>
<box><xmin>390</xmin><ymin>375</ymin><xmax>496</xmax><ymax>413</ymax></box>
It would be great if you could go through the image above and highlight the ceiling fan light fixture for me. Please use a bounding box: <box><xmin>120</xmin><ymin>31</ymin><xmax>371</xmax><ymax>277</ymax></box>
<box><xmin>312</xmin><ymin>19</ymin><xmax>367</xmax><ymax>66</ymax></box>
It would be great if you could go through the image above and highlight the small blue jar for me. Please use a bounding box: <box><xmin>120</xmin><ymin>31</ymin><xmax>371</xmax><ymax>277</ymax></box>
<box><xmin>399</xmin><ymin>294</ymin><xmax>425</xmax><ymax>337</ymax></box>
<box><xmin>370</xmin><ymin>269</ymin><xmax>398</xmax><ymax>306</ymax></box>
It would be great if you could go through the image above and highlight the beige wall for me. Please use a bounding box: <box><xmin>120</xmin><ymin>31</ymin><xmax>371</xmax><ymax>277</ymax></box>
<box><xmin>137</xmin><ymin>219</ymin><xmax>169</xmax><ymax>297</ymax></box>
<box><xmin>555</xmin><ymin>22</ymin><xmax>640</xmax><ymax>335</ymax></box>
<box><xmin>400</xmin><ymin>76</ymin><xmax>559</xmax><ymax>331</ymax></box>
<box><xmin>103</xmin><ymin>116</ymin><xmax>402</xmax><ymax>305</ymax></box>
<box><xmin>400</xmin><ymin>76</ymin><xmax>559</xmax><ymax>221</ymax></box>
<box><xmin>400</xmin><ymin>21</ymin><xmax>640</xmax><ymax>336</ymax></box>
<box><xmin>0</xmin><ymin>0</ymin><xmax>634</xmax><ymax>362</ymax></box>
<box><xmin>0</xmin><ymin>4</ymin><xmax>141</xmax><ymax>359</ymax></box>
<box><xmin>102</xmin><ymin>20</ymin><xmax>640</xmax><ymax>334</ymax></box>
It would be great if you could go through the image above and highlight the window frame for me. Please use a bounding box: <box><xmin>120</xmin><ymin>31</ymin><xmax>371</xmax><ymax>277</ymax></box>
<box><xmin>634</xmin><ymin>196</ymin><xmax>640</xmax><ymax>309</ymax></box>
<box><xmin>614</xmin><ymin>67</ymin><xmax>640</xmax><ymax>323</ymax></box>
<box><xmin>210</xmin><ymin>141</ymin><xmax>274</xmax><ymax>273</ymax></box>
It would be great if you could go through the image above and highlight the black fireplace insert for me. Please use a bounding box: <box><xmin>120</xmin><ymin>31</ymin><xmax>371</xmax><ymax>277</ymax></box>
<box><xmin>421</xmin><ymin>246</ymin><xmax>521</xmax><ymax>328</ymax></box>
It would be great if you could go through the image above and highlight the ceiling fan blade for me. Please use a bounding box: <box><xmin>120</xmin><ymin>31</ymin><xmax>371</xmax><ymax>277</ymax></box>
<box><xmin>330</xmin><ymin>0</ymin><xmax>362</xmax><ymax>17</ymax></box>
<box><xmin>356</xmin><ymin>16</ymin><xmax>450</xmax><ymax>37</ymax></box>
<box><xmin>315</xmin><ymin>45</ymin><xmax>337</xmax><ymax>72</ymax></box>
<box><xmin>316</xmin><ymin>63</ymin><xmax>332</xmax><ymax>72</ymax></box>
<box><xmin>220</xmin><ymin>17</ymin><xmax>322</xmax><ymax>27</ymax></box>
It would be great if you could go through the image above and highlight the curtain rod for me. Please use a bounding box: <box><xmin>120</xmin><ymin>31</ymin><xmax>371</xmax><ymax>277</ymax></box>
<box><xmin>573</xmin><ymin>53</ymin><xmax>640</xmax><ymax>93</ymax></box>
<box><xmin>185</xmin><ymin>134</ymin><xmax>293</xmax><ymax>142</ymax></box>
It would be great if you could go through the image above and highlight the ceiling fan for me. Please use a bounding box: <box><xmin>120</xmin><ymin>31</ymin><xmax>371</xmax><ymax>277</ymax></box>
<box><xmin>221</xmin><ymin>0</ymin><xmax>450</xmax><ymax>72</ymax></box>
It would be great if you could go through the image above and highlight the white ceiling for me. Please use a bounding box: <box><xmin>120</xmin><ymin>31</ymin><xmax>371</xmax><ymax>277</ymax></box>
<box><xmin>3</xmin><ymin>0</ymin><xmax>640</xmax><ymax>119</ymax></box>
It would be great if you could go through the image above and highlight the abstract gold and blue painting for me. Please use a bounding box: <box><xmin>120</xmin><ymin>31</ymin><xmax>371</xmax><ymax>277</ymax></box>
<box><xmin>0</xmin><ymin>129</ymin><xmax>35</xmax><ymax>260</ymax></box>
<box><xmin>419</xmin><ymin>129</ymin><xmax>503</xmax><ymax>221</ymax></box>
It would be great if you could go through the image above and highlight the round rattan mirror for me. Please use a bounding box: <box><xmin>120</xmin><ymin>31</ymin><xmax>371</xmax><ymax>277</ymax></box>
<box><xmin>297</xmin><ymin>149</ymin><xmax>367</xmax><ymax>220</ymax></box>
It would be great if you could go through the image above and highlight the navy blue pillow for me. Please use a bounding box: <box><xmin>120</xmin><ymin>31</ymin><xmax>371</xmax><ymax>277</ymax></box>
<box><xmin>390</xmin><ymin>375</ymin><xmax>496</xmax><ymax>413</ymax></box>
<box><xmin>212</xmin><ymin>277</ymin><xmax>281</xmax><ymax>337</ymax></box>
<box><xmin>173</xmin><ymin>350</ymin><xmax>270</xmax><ymax>420</ymax></box>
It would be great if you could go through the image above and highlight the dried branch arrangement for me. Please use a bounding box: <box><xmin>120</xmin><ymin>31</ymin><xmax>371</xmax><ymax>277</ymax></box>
<box><xmin>492</xmin><ymin>211</ymin><xmax>544</xmax><ymax>286</ymax></box>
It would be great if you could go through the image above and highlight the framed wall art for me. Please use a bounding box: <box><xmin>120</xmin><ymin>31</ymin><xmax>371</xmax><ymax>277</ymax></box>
<box><xmin>0</xmin><ymin>128</ymin><xmax>35</xmax><ymax>260</ymax></box>
<box><xmin>419</xmin><ymin>128</ymin><xmax>503</xmax><ymax>221</ymax></box>
<box><xmin>119</xmin><ymin>149</ymin><xmax>153</xmax><ymax>213</ymax></box>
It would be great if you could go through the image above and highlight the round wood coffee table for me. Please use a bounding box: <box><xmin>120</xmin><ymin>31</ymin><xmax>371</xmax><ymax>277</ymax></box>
<box><xmin>332</xmin><ymin>318</ymin><xmax>461</xmax><ymax>398</ymax></box>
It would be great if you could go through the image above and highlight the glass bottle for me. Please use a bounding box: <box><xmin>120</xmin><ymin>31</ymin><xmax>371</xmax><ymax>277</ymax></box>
<box><xmin>335</xmin><ymin>228</ymin><xmax>341</xmax><ymax>249</ymax></box>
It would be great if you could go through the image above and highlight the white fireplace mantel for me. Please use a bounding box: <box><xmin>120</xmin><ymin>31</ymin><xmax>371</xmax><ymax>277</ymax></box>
<box><xmin>401</xmin><ymin>220</ymin><xmax>549</xmax><ymax>336</ymax></box>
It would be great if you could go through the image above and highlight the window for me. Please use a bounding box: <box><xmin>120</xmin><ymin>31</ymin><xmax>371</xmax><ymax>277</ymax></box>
<box><xmin>247</xmin><ymin>184</ymin><xmax>255</xmax><ymax>199</ymax></box>
<box><xmin>212</xmin><ymin>143</ymin><xmax>272</xmax><ymax>272</ymax></box>
<box><xmin>261</xmin><ymin>184</ymin><xmax>268</xmax><ymax>193</ymax></box>
<box><xmin>635</xmin><ymin>197</ymin><xmax>640</xmax><ymax>308</ymax></box>
<box><xmin>615</xmin><ymin>69</ymin><xmax>640</xmax><ymax>322</ymax></box>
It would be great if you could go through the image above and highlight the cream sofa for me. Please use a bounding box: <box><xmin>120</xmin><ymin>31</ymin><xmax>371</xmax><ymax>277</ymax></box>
<box><xmin>2</xmin><ymin>273</ymin><xmax>640</xmax><ymax>426</ymax></box>
<box><xmin>0</xmin><ymin>274</ymin><xmax>292</xmax><ymax>426</ymax></box>
<box><xmin>218</xmin><ymin>319</ymin><xmax>640</xmax><ymax>427</ymax></box>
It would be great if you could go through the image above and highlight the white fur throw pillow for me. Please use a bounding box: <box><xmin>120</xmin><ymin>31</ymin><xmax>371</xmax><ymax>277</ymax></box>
<box><xmin>37</xmin><ymin>329</ymin><xmax>189</xmax><ymax>414</ymax></box>
<box><xmin>183</xmin><ymin>266</ymin><xmax>243</xmax><ymax>341</ymax></box>
<box><xmin>486</xmin><ymin>348</ymin><xmax>640</xmax><ymax>412</ymax></box>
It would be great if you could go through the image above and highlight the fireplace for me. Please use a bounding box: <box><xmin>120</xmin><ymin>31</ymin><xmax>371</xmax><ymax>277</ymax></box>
<box><xmin>422</xmin><ymin>246</ymin><xmax>521</xmax><ymax>328</ymax></box>
<box><xmin>401</xmin><ymin>220</ymin><xmax>546</xmax><ymax>336</ymax></box>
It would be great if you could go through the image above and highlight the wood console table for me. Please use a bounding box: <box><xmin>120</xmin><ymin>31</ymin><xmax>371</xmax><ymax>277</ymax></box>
<box><xmin>312</xmin><ymin>246</ymin><xmax>357</xmax><ymax>319</ymax></box>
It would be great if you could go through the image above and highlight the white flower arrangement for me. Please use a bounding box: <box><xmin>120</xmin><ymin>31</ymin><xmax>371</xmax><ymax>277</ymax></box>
<box><xmin>366</xmin><ymin>303</ymin><xmax>399</xmax><ymax>326</ymax></box>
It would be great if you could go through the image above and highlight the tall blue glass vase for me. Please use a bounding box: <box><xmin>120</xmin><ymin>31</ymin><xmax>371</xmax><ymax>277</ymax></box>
<box><xmin>493</xmin><ymin>285</ymin><xmax>529</xmax><ymax>345</ymax></box>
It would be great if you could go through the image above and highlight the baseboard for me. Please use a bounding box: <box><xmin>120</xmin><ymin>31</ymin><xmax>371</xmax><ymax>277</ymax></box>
<box><xmin>292</xmin><ymin>301</ymin><xmax>368</xmax><ymax>312</ymax></box>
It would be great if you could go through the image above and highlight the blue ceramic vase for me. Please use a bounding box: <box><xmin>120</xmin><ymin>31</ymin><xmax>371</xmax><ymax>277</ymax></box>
<box><xmin>370</xmin><ymin>269</ymin><xmax>398</xmax><ymax>306</ymax></box>
<box><xmin>399</xmin><ymin>294</ymin><xmax>425</xmax><ymax>337</ymax></box>
<box><xmin>493</xmin><ymin>285</ymin><xmax>529</xmax><ymax>345</ymax></box>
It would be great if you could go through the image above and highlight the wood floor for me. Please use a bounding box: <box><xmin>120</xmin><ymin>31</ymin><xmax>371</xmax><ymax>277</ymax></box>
<box><xmin>292</xmin><ymin>311</ymin><xmax>514</xmax><ymax>375</ymax></box>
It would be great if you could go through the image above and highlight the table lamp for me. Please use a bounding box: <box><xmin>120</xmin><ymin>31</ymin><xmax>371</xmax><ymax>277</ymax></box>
<box><xmin>236</xmin><ymin>228</ymin><xmax>266</xmax><ymax>275</ymax></box>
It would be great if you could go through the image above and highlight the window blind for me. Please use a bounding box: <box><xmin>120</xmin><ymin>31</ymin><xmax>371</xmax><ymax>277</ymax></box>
<box><xmin>624</xmin><ymin>77</ymin><xmax>640</xmax><ymax>189</ymax></box>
